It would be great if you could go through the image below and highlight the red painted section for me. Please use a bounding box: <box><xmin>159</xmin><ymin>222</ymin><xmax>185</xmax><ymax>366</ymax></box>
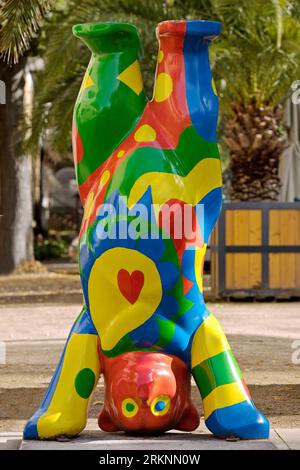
<box><xmin>98</xmin><ymin>351</ymin><xmax>200</xmax><ymax>434</ymax></box>
<box><xmin>183</xmin><ymin>276</ymin><xmax>193</xmax><ymax>295</ymax></box>
<box><xmin>78</xmin><ymin>21</ymin><xmax>191</xmax><ymax>209</ymax></box>
<box><xmin>158</xmin><ymin>199</ymin><xmax>204</xmax><ymax>262</ymax></box>
<box><xmin>242</xmin><ymin>379</ymin><xmax>252</xmax><ymax>398</ymax></box>
<box><xmin>117</xmin><ymin>269</ymin><xmax>144</xmax><ymax>305</ymax></box>
<box><xmin>72</xmin><ymin>121</ymin><xmax>84</xmax><ymax>165</ymax></box>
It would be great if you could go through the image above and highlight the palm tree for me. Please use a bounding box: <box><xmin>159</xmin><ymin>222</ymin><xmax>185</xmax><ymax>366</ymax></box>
<box><xmin>213</xmin><ymin>0</ymin><xmax>300</xmax><ymax>200</ymax></box>
<box><xmin>0</xmin><ymin>0</ymin><xmax>180</xmax><ymax>274</ymax></box>
<box><xmin>0</xmin><ymin>0</ymin><xmax>52</xmax><ymax>273</ymax></box>
<box><xmin>27</xmin><ymin>0</ymin><xmax>300</xmax><ymax>202</ymax></box>
<box><xmin>4</xmin><ymin>1</ymin><xmax>299</xmax><ymax>274</ymax></box>
<box><xmin>0</xmin><ymin>0</ymin><xmax>52</xmax><ymax>63</ymax></box>
<box><xmin>27</xmin><ymin>0</ymin><xmax>178</xmax><ymax>155</ymax></box>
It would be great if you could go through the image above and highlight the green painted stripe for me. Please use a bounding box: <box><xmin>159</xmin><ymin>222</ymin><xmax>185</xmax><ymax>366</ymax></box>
<box><xmin>192</xmin><ymin>349</ymin><xmax>243</xmax><ymax>399</ymax></box>
<box><xmin>75</xmin><ymin>38</ymin><xmax>147</xmax><ymax>187</ymax></box>
<box><xmin>105</xmin><ymin>125</ymin><xmax>220</xmax><ymax>200</ymax></box>
<box><xmin>155</xmin><ymin>317</ymin><xmax>176</xmax><ymax>349</ymax></box>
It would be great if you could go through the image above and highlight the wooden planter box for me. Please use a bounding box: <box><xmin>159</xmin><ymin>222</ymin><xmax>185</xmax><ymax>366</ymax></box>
<box><xmin>211</xmin><ymin>202</ymin><xmax>300</xmax><ymax>299</ymax></box>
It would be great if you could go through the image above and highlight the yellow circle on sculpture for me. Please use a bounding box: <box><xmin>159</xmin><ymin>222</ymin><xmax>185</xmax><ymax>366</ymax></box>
<box><xmin>88</xmin><ymin>247</ymin><xmax>162</xmax><ymax>351</ymax></box>
<box><xmin>134</xmin><ymin>124</ymin><xmax>157</xmax><ymax>142</ymax></box>
<box><xmin>117</xmin><ymin>150</ymin><xmax>125</xmax><ymax>158</ymax></box>
<box><xmin>211</xmin><ymin>78</ymin><xmax>218</xmax><ymax>96</ymax></box>
<box><xmin>100</xmin><ymin>170</ymin><xmax>110</xmax><ymax>186</ymax></box>
<box><xmin>157</xmin><ymin>50</ymin><xmax>164</xmax><ymax>63</ymax></box>
<box><xmin>154</xmin><ymin>73</ymin><xmax>173</xmax><ymax>102</ymax></box>
<box><xmin>151</xmin><ymin>395</ymin><xmax>171</xmax><ymax>416</ymax></box>
<box><xmin>83</xmin><ymin>191</ymin><xmax>94</xmax><ymax>221</ymax></box>
<box><xmin>122</xmin><ymin>398</ymin><xmax>139</xmax><ymax>418</ymax></box>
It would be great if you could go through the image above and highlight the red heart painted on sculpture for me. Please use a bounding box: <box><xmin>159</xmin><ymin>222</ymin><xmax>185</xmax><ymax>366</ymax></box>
<box><xmin>117</xmin><ymin>269</ymin><xmax>144</xmax><ymax>305</ymax></box>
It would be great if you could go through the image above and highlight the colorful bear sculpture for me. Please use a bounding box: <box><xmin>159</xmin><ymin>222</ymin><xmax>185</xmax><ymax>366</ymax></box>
<box><xmin>24</xmin><ymin>20</ymin><xmax>269</xmax><ymax>440</ymax></box>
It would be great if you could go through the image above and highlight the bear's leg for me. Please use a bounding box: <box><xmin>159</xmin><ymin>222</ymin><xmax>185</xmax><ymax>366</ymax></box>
<box><xmin>23</xmin><ymin>307</ymin><xmax>101</xmax><ymax>440</ymax></box>
<box><xmin>190</xmin><ymin>313</ymin><xmax>269</xmax><ymax>439</ymax></box>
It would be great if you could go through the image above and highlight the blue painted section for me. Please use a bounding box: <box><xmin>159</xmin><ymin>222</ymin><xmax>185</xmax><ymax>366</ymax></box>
<box><xmin>205</xmin><ymin>400</ymin><xmax>270</xmax><ymax>439</ymax></box>
<box><xmin>23</xmin><ymin>307</ymin><xmax>98</xmax><ymax>440</ymax></box>
<box><xmin>130</xmin><ymin>316</ymin><xmax>160</xmax><ymax>348</ymax></box>
<box><xmin>84</xmin><ymin>199</ymin><xmax>187</xmax><ymax>357</ymax></box>
<box><xmin>79</xmin><ymin>235</ymin><xmax>95</xmax><ymax>307</ymax></box>
<box><xmin>185</xmin><ymin>20</ymin><xmax>221</xmax><ymax>37</ymax></box>
<box><xmin>161</xmin><ymin>322</ymin><xmax>191</xmax><ymax>360</ymax></box>
<box><xmin>183</xmin><ymin>21</ymin><xmax>221</xmax><ymax>142</ymax></box>
<box><xmin>157</xmin><ymin>260</ymin><xmax>180</xmax><ymax>291</ymax></box>
<box><xmin>155</xmin><ymin>293</ymin><xmax>178</xmax><ymax>321</ymax></box>
<box><xmin>73</xmin><ymin>307</ymin><xmax>98</xmax><ymax>335</ymax></box>
<box><xmin>197</xmin><ymin>187</ymin><xmax>223</xmax><ymax>243</ymax></box>
<box><xmin>78</xmin><ymin>183</ymin><xmax>219</xmax><ymax>368</ymax></box>
<box><xmin>155</xmin><ymin>401</ymin><xmax>165</xmax><ymax>412</ymax></box>
<box><xmin>177</xmin><ymin>248</ymin><xmax>209</xmax><ymax>365</ymax></box>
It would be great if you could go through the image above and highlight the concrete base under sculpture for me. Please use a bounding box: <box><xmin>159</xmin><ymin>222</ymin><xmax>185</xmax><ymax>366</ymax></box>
<box><xmin>3</xmin><ymin>426</ymin><xmax>300</xmax><ymax>450</ymax></box>
<box><xmin>20</xmin><ymin>429</ymin><xmax>279</xmax><ymax>451</ymax></box>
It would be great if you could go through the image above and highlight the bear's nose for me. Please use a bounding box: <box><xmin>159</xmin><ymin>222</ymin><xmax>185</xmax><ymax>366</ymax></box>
<box><xmin>137</xmin><ymin>383</ymin><xmax>151</xmax><ymax>401</ymax></box>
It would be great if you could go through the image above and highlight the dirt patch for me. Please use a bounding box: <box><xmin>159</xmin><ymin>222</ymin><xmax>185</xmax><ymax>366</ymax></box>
<box><xmin>0</xmin><ymin>272</ymin><xmax>82</xmax><ymax>305</ymax></box>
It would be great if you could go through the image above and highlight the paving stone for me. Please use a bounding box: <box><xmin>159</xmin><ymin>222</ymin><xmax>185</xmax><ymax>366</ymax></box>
<box><xmin>0</xmin><ymin>432</ymin><xmax>22</xmax><ymax>450</ymax></box>
<box><xmin>20</xmin><ymin>430</ymin><xmax>277</xmax><ymax>451</ymax></box>
<box><xmin>275</xmin><ymin>428</ymin><xmax>300</xmax><ymax>450</ymax></box>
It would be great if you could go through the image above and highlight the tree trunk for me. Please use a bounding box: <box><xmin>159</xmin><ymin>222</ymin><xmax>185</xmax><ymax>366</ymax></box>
<box><xmin>224</xmin><ymin>103</ymin><xmax>286</xmax><ymax>201</ymax></box>
<box><xmin>0</xmin><ymin>59</ymin><xmax>34</xmax><ymax>274</ymax></box>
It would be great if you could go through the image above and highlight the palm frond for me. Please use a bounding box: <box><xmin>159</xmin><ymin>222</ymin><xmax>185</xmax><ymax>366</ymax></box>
<box><xmin>25</xmin><ymin>0</ymin><xmax>300</xmax><ymax>156</ymax></box>
<box><xmin>0</xmin><ymin>0</ymin><xmax>52</xmax><ymax>64</ymax></box>
<box><xmin>25</xmin><ymin>0</ymin><xmax>177</xmax><ymax>155</ymax></box>
<box><xmin>212</xmin><ymin>0</ymin><xmax>300</xmax><ymax>107</ymax></box>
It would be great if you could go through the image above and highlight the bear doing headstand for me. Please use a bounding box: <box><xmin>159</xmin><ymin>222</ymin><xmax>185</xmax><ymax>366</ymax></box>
<box><xmin>24</xmin><ymin>20</ymin><xmax>269</xmax><ymax>440</ymax></box>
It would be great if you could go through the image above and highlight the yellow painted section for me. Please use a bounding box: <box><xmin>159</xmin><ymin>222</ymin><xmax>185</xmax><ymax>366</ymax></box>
<box><xmin>226</xmin><ymin>253</ymin><xmax>262</xmax><ymax>290</ymax></box>
<box><xmin>211</xmin><ymin>78</ymin><xmax>218</xmax><ymax>96</ymax></box>
<box><xmin>191</xmin><ymin>314</ymin><xmax>230</xmax><ymax>368</ymax></box>
<box><xmin>269</xmin><ymin>209</ymin><xmax>300</xmax><ymax>245</ymax></box>
<box><xmin>150</xmin><ymin>395</ymin><xmax>170</xmax><ymax>416</ymax></box>
<box><xmin>134</xmin><ymin>124</ymin><xmax>157</xmax><ymax>142</ymax></box>
<box><xmin>157</xmin><ymin>50</ymin><xmax>164</xmax><ymax>63</ymax></box>
<box><xmin>117</xmin><ymin>60</ymin><xmax>143</xmax><ymax>95</ymax></box>
<box><xmin>269</xmin><ymin>209</ymin><xmax>300</xmax><ymax>289</ymax></box>
<box><xmin>226</xmin><ymin>210</ymin><xmax>261</xmax><ymax>245</ymax></box>
<box><xmin>225</xmin><ymin>209</ymin><xmax>262</xmax><ymax>290</ymax></box>
<box><xmin>88</xmin><ymin>247</ymin><xmax>162</xmax><ymax>351</ymax></box>
<box><xmin>117</xmin><ymin>150</ymin><xmax>125</xmax><ymax>158</ymax></box>
<box><xmin>128</xmin><ymin>158</ymin><xmax>222</xmax><ymax>210</ymax></box>
<box><xmin>203</xmin><ymin>382</ymin><xmax>249</xmax><ymax>419</ymax></box>
<box><xmin>154</xmin><ymin>73</ymin><xmax>173</xmax><ymax>102</ymax></box>
<box><xmin>269</xmin><ymin>253</ymin><xmax>300</xmax><ymax>289</ymax></box>
<box><xmin>99</xmin><ymin>170</ymin><xmax>110</xmax><ymax>186</ymax></box>
<box><xmin>122</xmin><ymin>398</ymin><xmax>139</xmax><ymax>418</ymax></box>
<box><xmin>195</xmin><ymin>244</ymin><xmax>207</xmax><ymax>293</ymax></box>
<box><xmin>79</xmin><ymin>73</ymin><xmax>94</xmax><ymax>93</ymax></box>
<box><xmin>83</xmin><ymin>191</ymin><xmax>94</xmax><ymax>221</ymax></box>
<box><xmin>37</xmin><ymin>334</ymin><xmax>100</xmax><ymax>439</ymax></box>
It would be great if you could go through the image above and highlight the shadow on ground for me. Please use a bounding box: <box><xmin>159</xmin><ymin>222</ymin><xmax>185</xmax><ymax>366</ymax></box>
<box><xmin>1</xmin><ymin>331</ymin><xmax>300</xmax><ymax>431</ymax></box>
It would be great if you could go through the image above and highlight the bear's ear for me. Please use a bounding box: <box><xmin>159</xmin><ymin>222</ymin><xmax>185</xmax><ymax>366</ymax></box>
<box><xmin>98</xmin><ymin>408</ymin><xmax>120</xmax><ymax>432</ymax></box>
<box><xmin>175</xmin><ymin>404</ymin><xmax>200</xmax><ymax>432</ymax></box>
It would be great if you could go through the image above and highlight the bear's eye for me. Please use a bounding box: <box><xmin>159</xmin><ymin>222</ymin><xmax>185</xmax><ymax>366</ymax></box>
<box><xmin>150</xmin><ymin>395</ymin><xmax>170</xmax><ymax>416</ymax></box>
<box><xmin>122</xmin><ymin>398</ymin><xmax>139</xmax><ymax>418</ymax></box>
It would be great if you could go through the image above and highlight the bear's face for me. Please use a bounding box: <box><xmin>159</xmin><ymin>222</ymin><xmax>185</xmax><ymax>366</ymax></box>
<box><xmin>98</xmin><ymin>351</ymin><xmax>199</xmax><ymax>434</ymax></box>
